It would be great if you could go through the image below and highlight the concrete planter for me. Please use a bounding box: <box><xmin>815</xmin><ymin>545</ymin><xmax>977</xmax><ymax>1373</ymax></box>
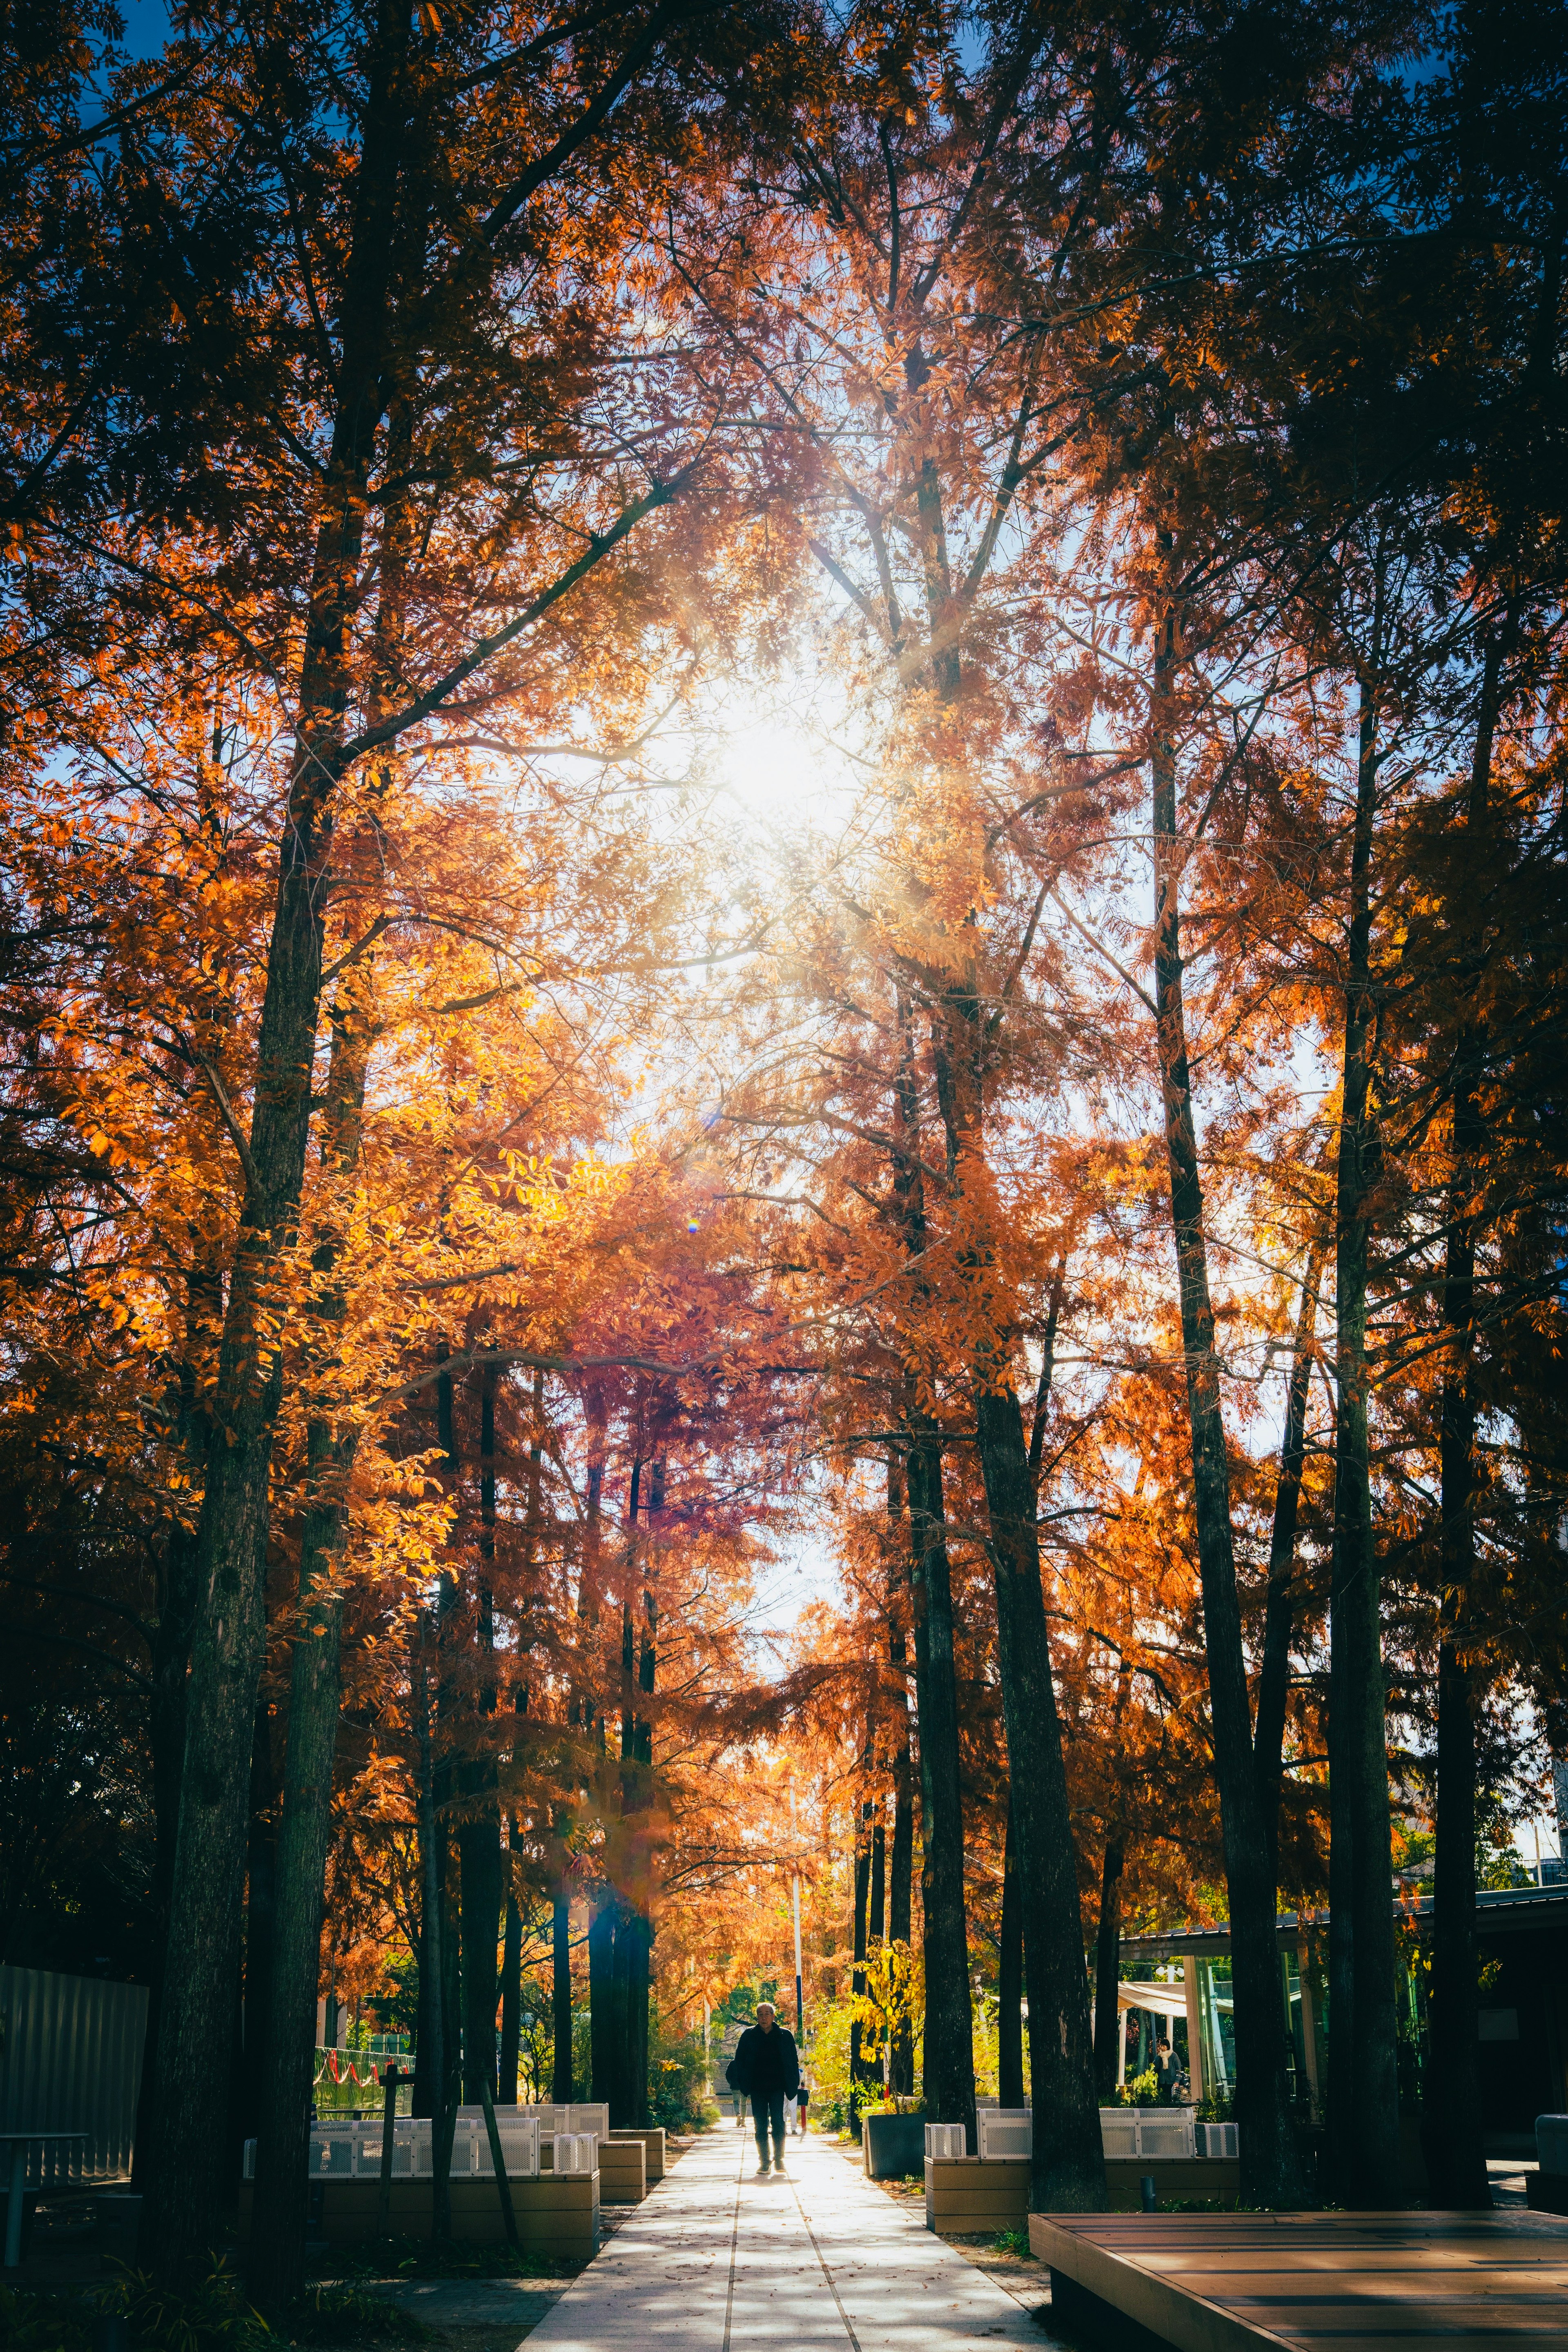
<box><xmin>863</xmin><ymin>2111</ymin><xmax>927</xmax><ymax>2178</ymax></box>
<box><xmin>236</xmin><ymin>2173</ymin><xmax>599</xmax><ymax>2259</ymax></box>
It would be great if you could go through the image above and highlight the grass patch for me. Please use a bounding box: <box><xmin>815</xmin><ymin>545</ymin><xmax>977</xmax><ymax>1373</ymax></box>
<box><xmin>280</xmin><ymin>2286</ymin><xmax>434</xmax><ymax>2345</ymax></box>
<box><xmin>990</xmin><ymin>2227</ymin><xmax>1032</xmax><ymax>2257</ymax></box>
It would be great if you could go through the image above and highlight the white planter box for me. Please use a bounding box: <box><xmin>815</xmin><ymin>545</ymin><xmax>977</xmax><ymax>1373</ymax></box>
<box><xmin>978</xmin><ymin>2109</ymin><xmax>1032</xmax><ymax>2161</ymax></box>
<box><xmin>1198</xmin><ymin>2120</ymin><xmax>1238</xmax><ymax>2158</ymax></box>
<box><xmin>924</xmin><ymin>2122</ymin><xmax>966</xmax><ymax>2159</ymax></box>
<box><xmin>1097</xmin><ymin>2107</ymin><xmax>1196</xmax><ymax>2159</ymax></box>
<box><xmin>552</xmin><ymin>2132</ymin><xmax>597</xmax><ymax>2175</ymax></box>
<box><xmin>242</xmin><ymin>2114</ymin><xmax>542</xmax><ymax>2180</ymax></box>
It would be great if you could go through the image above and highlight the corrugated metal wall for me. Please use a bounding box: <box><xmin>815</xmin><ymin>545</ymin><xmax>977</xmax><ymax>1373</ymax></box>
<box><xmin>0</xmin><ymin>1965</ymin><xmax>149</xmax><ymax>2185</ymax></box>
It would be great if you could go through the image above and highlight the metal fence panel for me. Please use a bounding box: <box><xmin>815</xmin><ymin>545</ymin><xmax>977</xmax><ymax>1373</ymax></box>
<box><xmin>0</xmin><ymin>1965</ymin><xmax>149</xmax><ymax>2187</ymax></box>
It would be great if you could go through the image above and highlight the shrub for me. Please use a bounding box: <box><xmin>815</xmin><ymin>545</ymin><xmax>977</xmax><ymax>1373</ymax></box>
<box><xmin>0</xmin><ymin>2285</ymin><xmax>96</xmax><ymax>2352</ymax></box>
<box><xmin>97</xmin><ymin>2259</ymin><xmax>270</xmax><ymax>2352</ymax></box>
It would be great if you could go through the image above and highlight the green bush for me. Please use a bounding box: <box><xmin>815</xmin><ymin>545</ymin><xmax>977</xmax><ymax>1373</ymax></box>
<box><xmin>646</xmin><ymin>2017</ymin><xmax>719</xmax><ymax>2133</ymax></box>
<box><xmin>97</xmin><ymin>2259</ymin><xmax>270</xmax><ymax>2352</ymax></box>
<box><xmin>0</xmin><ymin>2285</ymin><xmax>96</xmax><ymax>2352</ymax></box>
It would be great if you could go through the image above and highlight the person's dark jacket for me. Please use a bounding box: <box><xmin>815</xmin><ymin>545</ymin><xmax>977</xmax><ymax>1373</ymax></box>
<box><xmin>729</xmin><ymin>2022</ymin><xmax>800</xmax><ymax>2099</ymax></box>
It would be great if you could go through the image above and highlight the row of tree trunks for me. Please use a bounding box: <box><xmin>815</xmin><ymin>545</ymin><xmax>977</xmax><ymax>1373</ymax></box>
<box><xmin>1326</xmin><ymin>679</ymin><xmax>1402</xmax><ymax>2206</ymax></box>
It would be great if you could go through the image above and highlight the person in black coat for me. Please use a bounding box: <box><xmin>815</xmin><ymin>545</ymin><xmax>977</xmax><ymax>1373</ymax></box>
<box><xmin>727</xmin><ymin>2002</ymin><xmax>800</xmax><ymax>2175</ymax></box>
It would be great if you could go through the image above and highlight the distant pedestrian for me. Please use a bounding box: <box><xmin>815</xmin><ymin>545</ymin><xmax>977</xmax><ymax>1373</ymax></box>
<box><xmin>1154</xmin><ymin>2036</ymin><xmax>1180</xmax><ymax>2104</ymax></box>
<box><xmin>795</xmin><ymin>2074</ymin><xmax>810</xmax><ymax>2136</ymax></box>
<box><xmin>728</xmin><ymin>2001</ymin><xmax>800</xmax><ymax>2175</ymax></box>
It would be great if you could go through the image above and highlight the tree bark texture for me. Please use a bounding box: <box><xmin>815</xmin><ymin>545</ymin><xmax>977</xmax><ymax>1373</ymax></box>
<box><xmin>906</xmin><ymin>1411</ymin><xmax>977</xmax><ymax>2145</ymax></box>
<box><xmin>1327</xmin><ymin>682</ymin><xmax>1401</xmax><ymax>2206</ymax></box>
<box><xmin>998</xmin><ymin>1798</ymin><xmax>1025</xmax><ymax>2111</ymax></box>
<box><xmin>1149</xmin><ymin>582</ymin><xmax>1306</xmax><ymax>2209</ymax></box>
<box><xmin>239</xmin><ymin>1696</ymin><xmax>277</xmax><ymax>2154</ymax></box>
<box><xmin>499</xmin><ymin>1855</ymin><xmax>522</xmax><ymax>2104</ymax></box>
<box><xmin>249</xmin><ymin>935</ymin><xmax>379</xmax><ymax>2309</ymax></box>
<box><xmin>589</xmin><ymin>1885</ymin><xmax>620</xmax><ymax>2112</ymax></box>
<box><xmin>885</xmin><ymin>1461</ymin><xmax>917</xmax><ymax>2097</ymax></box>
<box><xmin>459</xmin><ymin>1819</ymin><xmax>502</xmax><ymax>2105</ymax></box>
<box><xmin>1423</xmin><ymin>649</ymin><xmax>1499</xmax><ymax>2211</ymax></box>
<box><xmin>891</xmin><ymin>999</ymin><xmax>975</xmax><ymax>2139</ymax></box>
<box><xmin>851</xmin><ymin>1790</ymin><xmax>873</xmax><ymax>2090</ymax></box>
<box><xmin>1092</xmin><ymin>1837</ymin><xmax>1125</xmax><ymax>2106</ymax></box>
<box><xmin>412</xmin><ymin>1621</ymin><xmax>450</xmax><ymax>2238</ymax></box>
<box><xmin>552</xmin><ymin>1813</ymin><xmax>575</xmax><ymax>2103</ymax></box>
<box><xmin>1253</xmin><ymin>1243</ymin><xmax>1326</xmax><ymax>1895</ymax></box>
<box><xmin>974</xmin><ymin>1379</ymin><xmax>1105</xmax><ymax>2206</ymax></box>
<box><xmin>135</xmin><ymin>0</ymin><xmax>414</xmax><ymax>2278</ymax></box>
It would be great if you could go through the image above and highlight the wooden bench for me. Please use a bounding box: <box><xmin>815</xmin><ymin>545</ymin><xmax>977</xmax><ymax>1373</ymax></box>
<box><xmin>1030</xmin><ymin>2207</ymin><xmax>1568</xmax><ymax>2352</ymax></box>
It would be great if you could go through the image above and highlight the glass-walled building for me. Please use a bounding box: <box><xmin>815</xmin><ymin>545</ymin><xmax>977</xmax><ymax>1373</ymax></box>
<box><xmin>1112</xmin><ymin>1884</ymin><xmax>1568</xmax><ymax>2138</ymax></box>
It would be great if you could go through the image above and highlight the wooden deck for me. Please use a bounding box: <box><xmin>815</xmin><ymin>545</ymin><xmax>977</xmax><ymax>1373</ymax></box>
<box><xmin>1029</xmin><ymin>2209</ymin><xmax>1568</xmax><ymax>2352</ymax></box>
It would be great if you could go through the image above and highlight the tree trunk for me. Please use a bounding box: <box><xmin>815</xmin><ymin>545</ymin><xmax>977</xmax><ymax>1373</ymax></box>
<box><xmin>249</xmin><ymin>932</ymin><xmax>380</xmax><ymax>2308</ymax></box>
<box><xmin>1254</xmin><ymin>1243</ymin><xmax>1327</xmax><ymax>1895</ymax></box>
<box><xmin>1327</xmin><ymin>679</ymin><xmax>1401</xmax><ymax>2207</ymax></box>
<box><xmin>1423</xmin><ymin>646</ymin><xmax>1499</xmax><ymax>2211</ymax></box>
<box><xmin>589</xmin><ymin>1886</ymin><xmax>620</xmax><ymax>2112</ymax></box>
<box><xmin>135</xmin><ymin>0</ymin><xmax>413</xmax><ymax>2279</ymax></box>
<box><xmin>552</xmin><ymin>1890</ymin><xmax>574</xmax><ymax>2103</ymax></box>
<box><xmin>248</xmin><ymin>1537</ymin><xmax>343</xmax><ymax>2307</ymax></box>
<box><xmin>1149</xmin><ymin>563</ymin><xmax>1306</xmax><ymax>2208</ymax></box>
<box><xmin>623</xmin><ymin>1911</ymin><xmax>651</xmax><ymax>2129</ymax></box>
<box><xmin>851</xmin><ymin>1791</ymin><xmax>873</xmax><ymax>2090</ymax></box>
<box><xmin>886</xmin><ymin>1456</ymin><xmax>917</xmax><ymax>2097</ymax></box>
<box><xmin>239</xmin><ymin>1695</ymin><xmax>277</xmax><ymax>2154</ymax></box>
<box><xmin>552</xmin><ymin>1809</ymin><xmax>575</xmax><ymax>2103</ymax></box>
<box><xmin>998</xmin><ymin>1799</ymin><xmax>1025</xmax><ymax>2109</ymax></box>
<box><xmin>1092</xmin><ymin>1837</ymin><xmax>1125</xmax><ymax>2106</ymax></box>
<box><xmin>459</xmin><ymin>1821</ymin><xmax>502</xmax><ymax>2105</ymax></box>
<box><xmin>869</xmin><ymin>1812</ymin><xmax>886</xmax><ymax>1949</ymax></box>
<box><xmin>890</xmin><ymin>998</ymin><xmax>974</xmax><ymax>2143</ymax></box>
<box><xmin>1427</xmin><ymin>1641</ymin><xmax>1488</xmax><ymax>2201</ymax></box>
<box><xmin>132</xmin><ymin>1512</ymin><xmax>200</xmax><ymax>2187</ymax></box>
<box><xmin>906</xmin><ymin>1410</ymin><xmax>977</xmax><ymax>2146</ymax></box>
<box><xmin>498</xmin><ymin>1851</ymin><xmax>522</xmax><ymax>2104</ymax></box>
<box><xmin>412</xmin><ymin>1619</ymin><xmax>450</xmax><ymax>2238</ymax></box>
<box><xmin>974</xmin><ymin>1381</ymin><xmax>1105</xmax><ymax>2205</ymax></box>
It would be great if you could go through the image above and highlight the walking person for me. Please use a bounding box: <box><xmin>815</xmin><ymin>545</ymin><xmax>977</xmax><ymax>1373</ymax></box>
<box><xmin>727</xmin><ymin>2000</ymin><xmax>800</xmax><ymax>2176</ymax></box>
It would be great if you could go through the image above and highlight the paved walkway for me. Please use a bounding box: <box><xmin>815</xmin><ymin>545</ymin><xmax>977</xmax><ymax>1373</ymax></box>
<box><xmin>526</xmin><ymin>2125</ymin><xmax>1051</xmax><ymax>2352</ymax></box>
